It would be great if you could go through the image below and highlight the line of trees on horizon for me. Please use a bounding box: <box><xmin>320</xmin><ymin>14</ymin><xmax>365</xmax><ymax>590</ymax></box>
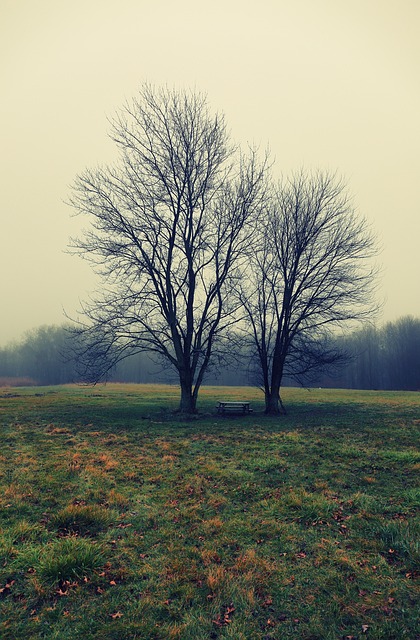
<box><xmin>0</xmin><ymin>315</ymin><xmax>419</xmax><ymax>392</ymax></box>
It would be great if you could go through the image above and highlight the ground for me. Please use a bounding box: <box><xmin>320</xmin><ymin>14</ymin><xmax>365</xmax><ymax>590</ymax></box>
<box><xmin>0</xmin><ymin>384</ymin><xmax>419</xmax><ymax>639</ymax></box>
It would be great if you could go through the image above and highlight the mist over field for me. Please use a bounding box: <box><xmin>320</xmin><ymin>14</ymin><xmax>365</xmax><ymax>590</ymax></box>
<box><xmin>1</xmin><ymin>0</ymin><xmax>419</xmax><ymax>345</ymax></box>
<box><xmin>1</xmin><ymin>316</ymin><xmax>419</xmax><ymax>392</ymax></box>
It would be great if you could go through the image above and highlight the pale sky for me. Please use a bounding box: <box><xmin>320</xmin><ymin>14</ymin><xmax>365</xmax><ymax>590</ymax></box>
<box><xmin>1</xmin><ymin>0</ymin><xmax>419</xmax><ymax>345</ymax></box>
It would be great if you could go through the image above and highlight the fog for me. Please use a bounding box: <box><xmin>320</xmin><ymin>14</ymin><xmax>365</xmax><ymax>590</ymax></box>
<box><xmin>1</xmin><ymin>0</ymin><xmax>419</xmax><ymax>345</ymax></box>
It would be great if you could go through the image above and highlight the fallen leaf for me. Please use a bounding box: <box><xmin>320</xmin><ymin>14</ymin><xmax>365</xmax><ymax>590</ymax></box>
<box><xmin>0</xmin><ymin>580</ymin><xmax>15</xmax><ymax>595</ymax></box>
<box><xmin>213</xmin><ymin>602</ymin><xmax>235</xmax><ymax>626</ymax></box>
<box><xmin>362</xmin><ymin>624</ymin><xmax>369</xmax><ymax>633</ymax></box>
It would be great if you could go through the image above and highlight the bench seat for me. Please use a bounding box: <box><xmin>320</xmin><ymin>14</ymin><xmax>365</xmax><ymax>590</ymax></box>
<box><xmin>217</xmin><ymin>401</ymin><xmax>252</xmax><ymax>415</ymax></box>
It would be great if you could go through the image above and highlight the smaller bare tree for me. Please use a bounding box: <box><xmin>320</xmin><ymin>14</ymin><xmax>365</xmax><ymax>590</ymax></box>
<box><xmin>240</xmin><ymin>170</ymin><xmax>379</xmax><ymax>414</ymax></box>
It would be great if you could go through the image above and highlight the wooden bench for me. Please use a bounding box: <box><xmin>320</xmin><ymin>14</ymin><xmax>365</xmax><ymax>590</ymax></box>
<box><xmin>217</xmin><ymin>401</ymin><xmax>252</xmax><ymax>415</ymax></box>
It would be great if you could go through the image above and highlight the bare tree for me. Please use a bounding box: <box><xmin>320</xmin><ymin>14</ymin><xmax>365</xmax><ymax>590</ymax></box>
<box><xmin>240</xmin><ymin>170</ymin><xmax>378</xmax><ymax>414</ymax></box>
<box><xmin>69</xmin><ymin>85</ymin><xmax>267</xmax><ymax>413</ymax></box>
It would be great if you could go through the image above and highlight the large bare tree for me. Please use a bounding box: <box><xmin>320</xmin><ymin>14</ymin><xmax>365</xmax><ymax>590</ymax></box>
<box><xmin>240</xmin><ymin>170</ymin><xmax>378</xmax><ymax>414</ymax></box>
<box><xmin>69</xmin><ymin>85</ymin><xmax>267</xmax><ymax>413</ymax></box>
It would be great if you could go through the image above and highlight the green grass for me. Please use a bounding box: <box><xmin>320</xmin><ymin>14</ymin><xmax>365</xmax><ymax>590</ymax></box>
<box><xmin>0</xmin><ymin>384</ymin><xmax>419</xmax><ymax>639</ymax></box>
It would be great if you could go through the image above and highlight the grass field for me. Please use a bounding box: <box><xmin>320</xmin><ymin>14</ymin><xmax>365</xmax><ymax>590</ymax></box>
<box><xmin>0</xmin><ymin>384</ymin><xmax>419</xmax><ymax>639</ymax></box>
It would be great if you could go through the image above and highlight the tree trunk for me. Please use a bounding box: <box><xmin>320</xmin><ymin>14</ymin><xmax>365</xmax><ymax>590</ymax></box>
<box><xmin>264</xmin><ymin>387</ymin><xmax>286</xmax><ymax>415</ymax></box>
<box><xmin>178</xmin><ymin>374</ymin><xmax>197</xmax><ymax>414</ymax></box>
<box><xmin>265</xmin><ymin>361</ymin><xmax>286</xmax><ymax>415</ymax></box>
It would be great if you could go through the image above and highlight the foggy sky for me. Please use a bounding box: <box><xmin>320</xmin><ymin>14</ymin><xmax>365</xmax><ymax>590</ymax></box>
<box><xmin>1</xmin><ymin>0</ymin><xmax>419</xmax><ymax>346</ymax></box>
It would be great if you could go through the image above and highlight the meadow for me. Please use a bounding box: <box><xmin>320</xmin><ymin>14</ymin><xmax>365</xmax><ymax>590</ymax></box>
<box><xmin>0</xmin><ymin>384</ymin><xmax>419</xmax><ymax>639</ymax></box>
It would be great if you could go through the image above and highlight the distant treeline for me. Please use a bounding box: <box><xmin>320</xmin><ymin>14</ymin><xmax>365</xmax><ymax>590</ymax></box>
<box><xmin>319</xmin><ymin>315</ymin><xmax>420</xmax><ymax>391</ymax></box>
<box><xmin>0</xmin><ymin>316</ymin><xmax>419</xmax><ymax>391</ymax></box>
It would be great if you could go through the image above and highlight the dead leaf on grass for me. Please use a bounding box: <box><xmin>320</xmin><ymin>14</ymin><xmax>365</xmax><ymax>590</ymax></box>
<box><xmin>0</xmin><ymin>579</ymin><xmax>15</xmax><ymax>595</ymax></box>
<box><xmin>213</xmin><ymin>603</ymin><xmax>235</xmax><ymax>626</ymax></box>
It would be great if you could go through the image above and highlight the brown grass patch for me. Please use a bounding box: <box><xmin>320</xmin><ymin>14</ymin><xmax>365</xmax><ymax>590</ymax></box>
<box><xmin>200</xmin><ymin>549</ymin><xmax>222</xmax><ymax>566</ymax></box>
<box><xmin>95</xmin><ymin>453</ymin><xmax>119</xmax><ymax>470</ymax></box>
<box><xmin>206</xmin><ymin>565</ymin><xmax>226</xmax><ymax>591</ymax></box>
<box><xmin>201</xmin><ymin>516</ymin><xmax>224</xmax><ymax>535</ymax></box>
<box><xmin>106</xmin><ymin>489</ymin><xmax>129</xmax><ymax>508</ymax></box>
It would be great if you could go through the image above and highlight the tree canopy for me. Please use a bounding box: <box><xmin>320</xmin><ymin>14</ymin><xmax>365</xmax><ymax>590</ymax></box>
<box><xmin>69</xmin><ymin>85</ymin><xmax>268</xmax><ymax>412</ymax></box>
